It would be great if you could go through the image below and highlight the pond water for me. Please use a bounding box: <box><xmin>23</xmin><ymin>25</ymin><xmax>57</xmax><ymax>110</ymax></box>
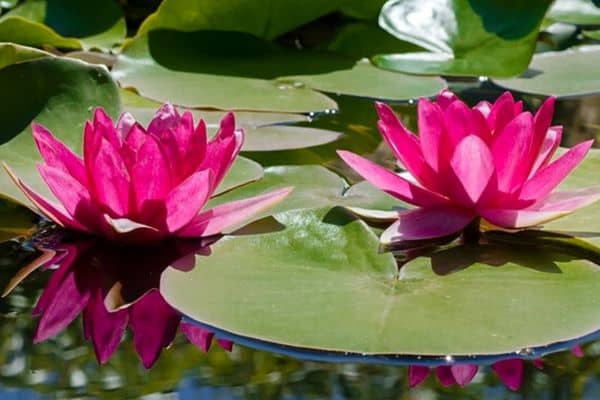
<box><xmin>1</xmin><ymin>84</ymin><xmax>600</xmax><ymax>399</ymax></box>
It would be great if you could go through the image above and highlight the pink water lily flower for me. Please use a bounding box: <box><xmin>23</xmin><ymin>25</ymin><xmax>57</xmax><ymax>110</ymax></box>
<box><xmin>6</xmin><ymin>104</ymin><xmax>292</xmax><ymax>242</ymax></box>
<box><xmin>338</xmin><ymin>90</ymin><xmax>600</xmax><ymax>245</ymax></box>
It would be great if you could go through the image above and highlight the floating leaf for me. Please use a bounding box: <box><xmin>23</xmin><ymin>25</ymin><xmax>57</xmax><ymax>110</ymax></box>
<box><xmin>162</xmin><ymin>207</ymin><xmax>600</xmax><ymax>356</ymax></box>
<box><xmin>0</xmin><ymin>0</ymin><xmax>126</xmax><ymax>50</ymax></box>
<box><xmin>0</xmin><ymin>42</ymin><xmax>51</xmax><ymax>69</ymax></box>
<box><xmin>583</xmin><ymin>29</ymin><xmax>600</xmax><ymax>39</ymax></box>
<box><xmin>493</xmin><ymin>46</ymin><xmax>600</xmax><ymax>97</ymax></box>
<box><xmin>374</xmin><ymin>0</ymin><xmax>552</xmax><ymax>77</ymax></box>
<box><xmin>113</xmin><ymin>31</ymin><xmax>339</xmax><ymax>113</ymax></box>
<box><xmin>547</xmin><ymin>0</ymin><xmax>600</xmax><ymax>25</ymax></box>
<box><xmin>283</xmin><ymin>59</ymin><xmax>445</xmax><ymax>101</ymax></box>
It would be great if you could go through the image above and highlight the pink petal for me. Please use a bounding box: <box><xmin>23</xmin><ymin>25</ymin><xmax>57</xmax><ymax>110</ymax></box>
<box><xmin>488</xmin><ymin>92</ymin><xmax>517</xmax><ymax>134</ymax></box>
<box><xmin>417</xmin><ymin>98</ymin><xmax>447</xmax><ymax>173</ymax></box>
<box><xmin>147</xmin><ymin>103</ymin><xmax>181</xmax><ymax>136</ymax></box>
<box><xmin>116</xmin><ymin>112</ymin><xmax>136</xmax><ymax>142</ymax></box>
<box><xmin>93</xmin><ymin>108</ymin><xmax>120</xmax><ymax>150</ymax></box>
<box><xmin>529</xmin><ymin>126</ymin><xmax>563</xmax><ymax>176</ymax></box>
<box><xmin>408</xmin><ymin>366</ymin><xmax>430</xmax><ymax>387</ymax></box>
<box><xmin>435</xmin><ymin>88</ymin><xmax>458</xmax><ymax>109</ymax></box>
<box><xmin>178</xmin><ymin>187</ymin><xmax>293</xmax><ymax>237</ymax></box>
<box><xmin>87</xmin><ymin>289</ymin><xmax>128</xmax><ymax>364</ymax></box>
<box><xmin>520</xmin><ymin>140</ymin><xmax>593</xmax><ymax>201</ymax></box>
<box><xmin>380</xmin><ymin>206</ymin><xmax>474</xmax><ymax>244</ymax></box>
<box><xmin>444</xmin><ymin>100</ymin><xmax>489</xmax><ymax>148</ymax></box>
<box><xmin>572</xmin><ymin>345</ymin><xmax>584</xmax><ymax>358</ymax></box>
<box><xmin>451</xmin><ymin>364</ymin><xmax>478</xmax><ymax>387</ymax></box>
<box><xmin>435</xmin><ymin>366</ymin><xmax>457</xmax><ymax>387</ymax></box>
<box><xmin>3</xmin><ymin>164</ymin><xmax>89</xmax><ymax>231</ymax></box>
<box><xmin>491</xmin><ymin>112</ymin><xmax>534</xmax><ymax>193</ymax></box>
<box><xmin>531</xmin><ymin>97</ymin><xmax>556</xmax><ymax>155</ymax></box>
<box><xmin>164</xmin><ymin>169</ymin><xmax>213</xmax><ymax>233</ymax></box>
<box><xmin>337</xmin><ymin>151</ymin><xmax>449</xmax><ymax>208</ymax></box>
<box><xmin>480</xmin><ymin>186</ymin><xmax>600</xmax><ymax>228</ymax></box>
<box><xmin>37</xmin><ymin>165</ymin><xmax>100</xmax><ymax>230</ymax></box>
<box><xmin>102</xmin><ymin>215</ymin><xmax>163</xmax><ymax>243</ymax></box>
<box><xmin>181</xmin><ymin>322</ymin><xmax>214</xmax><ymax>352</ymax></box>
<box><xmin>91</xmin><ymin>138</ymin><xmax>131</xmax><ymax>217</ymax></box>
<box><xmin>201</xmin><ymin>130</ymin><xmax>244</xmax><ymax>192</ymax></box>
<box><xmin>376</xmin><ymin>102</ymin><xmax>436</xmax><ymax>188</ymax></box>
<box><xmin>34</xmin><ymin>263</ymin><xmax>91</xmax><ymax>343</ymax></box>
<box><xmin>474</xmin><ymin>100</ymin><xmax>492</xmax><ymax>118</ymax></box>
<box><xmin>121</xmin><ymin>124</ymin><xmax>148</xmax><ymax>170</ymax></box>
<box><xmin>217</xmin><ymin>339</ymin><xmax>233</xmax><ymax>351</ymax></box>
<box><xmin>129</xmin><ymin>290</ymin><xmax>180</xmax><ymax>369</ymax></box>
<box><xmin>449</xmin><ymin>135</ymin><xmax>495</xmax><ymax>206</ymax></box>
<box><xmin>131</xmin><ymin>134</ymin><xmax>172</xmax><ymax>213</ymax></box>
<box><xmin>32</xmin><ymin>123</ymin><xmax>87</xmax><ymax>185</ymax></box>
<box><xmin>492</xmin><ymin>359</ymin><xmax>523</xmax><ymax>391</ymax></box>
<box><xmin>216</xmin><ymin>112</ymin><xmax>235</xmax><ymax>140</ymax></box>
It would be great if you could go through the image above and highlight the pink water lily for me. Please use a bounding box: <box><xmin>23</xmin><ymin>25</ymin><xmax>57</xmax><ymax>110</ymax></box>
<box><xmin>6</xmin><ymin>104</ymin><xmax>292</xmax><ymax>242</ymax></box>
<box><xmin>338</xmin><ymin>90</ymin><xmax>600</xmax><ymax>245</ymax></box>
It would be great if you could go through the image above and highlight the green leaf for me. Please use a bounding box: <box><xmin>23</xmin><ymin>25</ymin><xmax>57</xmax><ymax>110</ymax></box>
<box><xmin>493</xmin><ymin>46</ymin><xmax>600</xmax><ymax>97</ymax></box>
<box><xmin>547</xmin><ymin>0</ymin><xmax>600</xmax><ymax>25</ymax></box>
<box><xmin>283</xmin><ymin>59</ymin><xmax>445</xmax><ymax>101</ymax></box>
<box><xmin>0</xmin><ymin>0</ymin><xmax>126</xmax><ymax>51</ymax></box>
<box><xmin>0</xmin><ymin>42</ymin><xmax>49</xmax><ymax>69</ymax></box>
<box><xmin>161</xmin><ymin>207</ymin><xmax>600</xmax><ymax>356</ymax></box>
<box><xmin>374</xmin><ymin>0</ymin><xmax>552</xmax><ymax>77</ymax></box>
<box><xmin>208</xmin><ymin>165</ymin><xmax>399</xmax><ymax>231</ymax></box>
<box><xmin>0</xmin><ymin>56</ymin><xmax>121</xmax><ymax>205</ymax></box>
<box><xmin>339</xmin><ymin>0</ymin><xmax>388</xmax><ymax>20</ymax></box>
<box><xmin>583</xmin><ymin>29</ymin><xmax>600</xmax><ymax>39</ymax></box>
<box><xmin>113</xmin><ymin>31</ymin><xmax>339</xmax><ymax>113</ymax></box>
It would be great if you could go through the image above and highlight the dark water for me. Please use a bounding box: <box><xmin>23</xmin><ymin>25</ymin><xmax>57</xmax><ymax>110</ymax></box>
<box><xmin>1</xmin><ymin>82</ymin><xmax>600</xmax><ymax>399</ymax></box>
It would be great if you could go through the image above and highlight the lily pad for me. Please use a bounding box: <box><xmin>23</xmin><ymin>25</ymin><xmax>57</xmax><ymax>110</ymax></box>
<box><xmin>547</xmin><ymin>0</ymin><xmax>600</xmax><ymax>25</ymax></box>
<box><xmin>0</xmin><ymin>0</ymin><xmax>126</xmax><ymax>51</ymax></box>
<box><xmin>493</xmin><ymin>46</ymin><xmax>600</xmax><ymax>97</ymax></box>
<box><xmin>0</xmin><ymin>42</ymin><xmax>50</xmax><ymax>69</ymax></box>
<box><xmin>583</xmin><ymin>30</ymin><xmax>600</xmax><ymax>40</ymax></box>
<box><xmin>282</xmin><ymin>59</ymin><xmax>446</xmax><ymax>101</ymax></box>
<box><xmin>374</xmin><ymin>0</ymin><xmax>552</xmax><ymax>77</ymax></box>
<box><xmin>161</xmin><ymin>207</ymin><xmax>600</xmax><ymax>356</ymax></box>
<box><xmin>113</xmin><ymin>32</ymin><xmax>339</xmax><ymax>113</ymax></box>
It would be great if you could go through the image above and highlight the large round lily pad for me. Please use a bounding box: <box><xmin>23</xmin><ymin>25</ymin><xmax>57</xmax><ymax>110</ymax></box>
<box><xmin>161</xmin><ymin>207</ymin><xmax>600</xmax><ymax>356</ymax></box>
<box><xmin>493</xmin><ymin>46</ymin><xmax>600</xmax><ymax>97</ymax></box>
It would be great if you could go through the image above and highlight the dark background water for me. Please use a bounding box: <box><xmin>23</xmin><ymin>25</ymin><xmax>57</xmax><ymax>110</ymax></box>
<box><xmin>1</xmin><ymin>85</ymin><xmax>600</xmax><ymax>399</ymax></box>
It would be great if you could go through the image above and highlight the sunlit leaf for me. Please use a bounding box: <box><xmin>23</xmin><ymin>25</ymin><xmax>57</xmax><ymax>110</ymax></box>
<box><xmin>374</xmin><ymin>0</ymin><xmax>552</xmax><ymax>77</ymax></box>
<box><xmin>0</xmin><ymin>0</ymin><xmax>126</xmax><ymax>50</ymax></box>
<box><xmin>493</xmin><ymin>46</ymin><xmax>600</xmax><ymax>97</ymax></box>
<box><xmin>547</xmin><ymin>0</ymin><xmax>600</xmax><ymax>25</ymax></box>
<box><xmin>162</xmin><ymin>207</ymin><xmax>600</xmax><ymax>356</ymax></box>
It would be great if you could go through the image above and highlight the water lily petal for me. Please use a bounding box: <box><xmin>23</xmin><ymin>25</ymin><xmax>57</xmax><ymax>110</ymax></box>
<box><xmin>86</xmin><ymin>290</ymin><xmax>128</xmax><ymax>364</ymax></box>
<box><xmin>487</xmin><ymin>92</ymin><xmax>516</xmax><ymax>134</ymax></box>
<box><xmin>37</xmin><ymin>164</ymin><xmax>100</xmax><ymax>229</ymax></box>
<box><xmin>217</xmin><ymin>339</ymin><xmax>233</xmax><ymax>351</ymax></box>
<box><xmin>449</xmin><ymin>135</ymin><xmax>495</xmax><ymax>206</ymax></box>
<box><xmin>435</xmin><ymin>366</ymin><xmax>457</xmax><ymax>387</ymax></box>
<box><xmin>131</xmin><ymin>134</ymin><xmax>172</xmax><ymax>213</ymax></box>
<box><xmin>380</xmin><ymin>206</ymin><xmax>474</xmax><ymax>244</ymax></box>
<box><xmin>147</xmin><ymin>103</ymin><xmax>181</xmax><ymax>136</ymax></box>
<box><xmin>376</xmin><ymin>102</ymin><xmax>435</xmax><ymax>188</ymax></box>
<box><xmin>417</xmin><ymin>98</ymin><xmax>447</xmax><ymax>173</ymax></box>
<box><xmin>165</xmin><ymin>169</ymin><xmax>213</xmax><ymax>233</ymax></box>
<box><xmin>121</xmin><ymin>124</ymin><xmax>148</xmax><ymax>170</ymax></box>
<box><xmin>520</xmin><ymin>140</ymin><xmax>593</xmax><ymax>201</ymax></box>
<box><xmin>116</xmin><ymin>111</ymin><xmax>136</xmax><ymax>142</ymax></box>
<box><xmin>436</xmin><ymin>88</ymin><xmax>458</xmax><ymax>109</ymax></box>
<box><xmin>408</xmin><ymin>366</ymin><xmax>430</xmax><ymax>387</ymax></box>
<box><xmin>178</xmin><ymin>187</ymin><xmax>293</xmax><ymax>237</ymax></box>
<box><xmin>34</xmin><ymin>263</ymin><xmax>91</xmax><ymax>343</ymax></box>
<box><xmin>337</xmin><ymin>151</ymin><xmax>449</xmax><ymax>207</ymax></box>
<box><xmin>129</xmin><ymin>290</ymin><xmax>180</xmax><ymax>369</ymax></box>
<box><xmin>215</xmin><ymin>112</ymin><xmax>235</xmax><ymax>140</ymax></box>
<box><xmin>444</xmin><ymin>100</ymin><xmax>489</xmax><ymax>147</ymax></box>
<box><xmin>201</xmin><ymin>130</ymin><xmax>244</xmax><ymax>192</ymax></box>
<box><xmin>180</xmin><ymin>322</ymin><xmax>214</xmax><ymax>352</ymax></box>
<box><xmin>451</xmin><ymin>365</ymin><xmax>478</xmax><ymax>387</ymax></box>
<box><xmin>492</xmin><ymin>359</ymin><xmax>523</xmax><ymax>391</ymax></box>
<box><xmin>530</xmin><ymin>97</ymin><xmax>556</xmax><ymax>158</ymax></box>
<box><xmin>32</xmin><ymin>123</ymin><xmax>87</xmax><ymax>185</ymax></box>
<box><xmin>93</xmin><ymin>108</ymin><xmax>120</xmax><ymax>151</ymax></box>
<box><xmin>474</xmin><ymin>100</ymin><xmax>492</xmax><ymax>118</ymax></box>
<box><xmin>91</xmin><ymin>138</ymin><xmax>131</xmax><ymax>217</ymax></box>
<box><xmin>529</xmin><ymin>126</ymin><xmax>562</xmax><ymax>176</ymax></box>
<box><xmin>491</xmin><ymin>112</ymin><xmax>534</xmax><ymax>193</ymax></box>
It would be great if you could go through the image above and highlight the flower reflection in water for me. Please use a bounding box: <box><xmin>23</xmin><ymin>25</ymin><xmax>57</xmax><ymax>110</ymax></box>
<box><xmin>7</xmin><ymin>235</ymin><xmax>231</xmax><ymax>368</ymax></box>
